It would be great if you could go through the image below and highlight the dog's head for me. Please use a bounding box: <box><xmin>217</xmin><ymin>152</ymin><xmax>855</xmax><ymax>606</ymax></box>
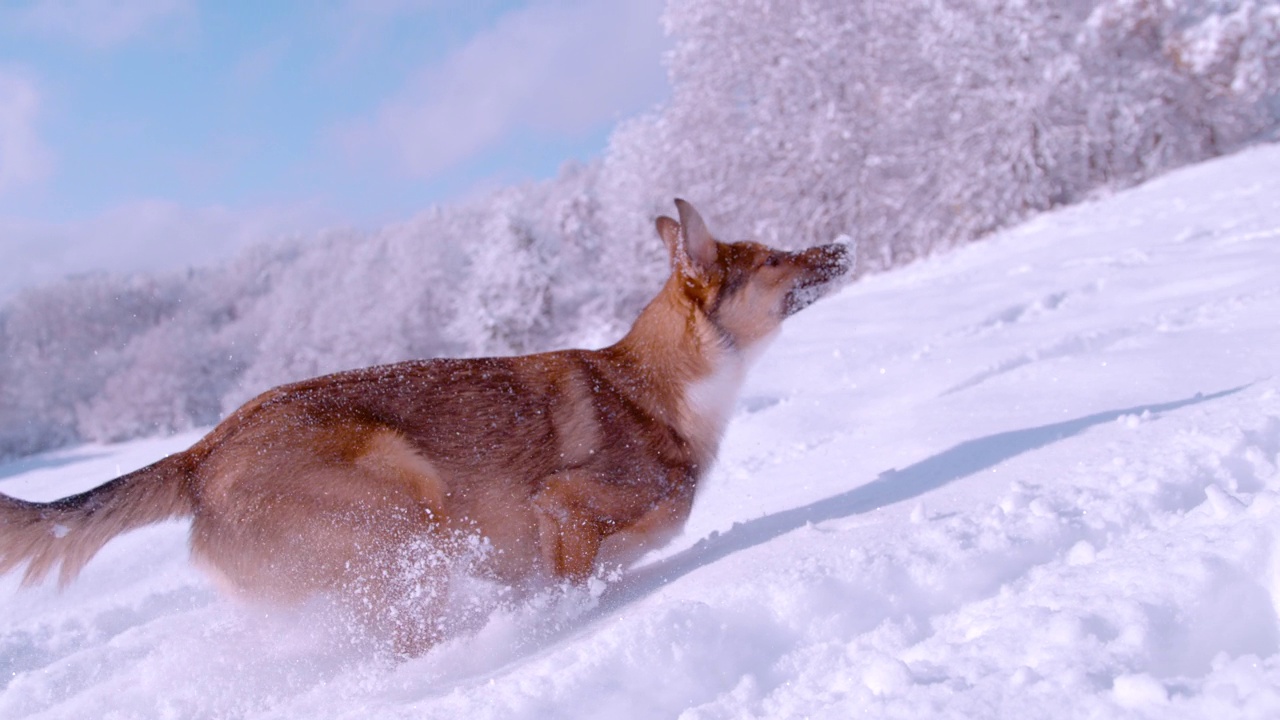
<box><xmin>656</xmin><ymin>199</ymin><xmax>853</xmax><ymax>351</ymax></box>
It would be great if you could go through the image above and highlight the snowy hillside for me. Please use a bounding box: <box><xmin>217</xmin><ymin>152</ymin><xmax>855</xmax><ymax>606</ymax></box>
<box><xmin>3</xmin><ymin>143</ymin><xmax>1280</xmax><ymax>718</ymax></box>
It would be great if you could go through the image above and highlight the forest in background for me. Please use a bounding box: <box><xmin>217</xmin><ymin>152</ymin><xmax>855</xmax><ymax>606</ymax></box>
<box><xmin>2</xmin><ymin>0</ymin><xmax>1278</xmax><ymax>460</ymax></box>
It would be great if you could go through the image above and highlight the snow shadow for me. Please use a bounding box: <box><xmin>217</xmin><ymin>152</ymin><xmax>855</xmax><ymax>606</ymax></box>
<box><xmin>604</xmin><ymin>385</ymin><xmax>1247</xmax><ymax>612</ymax></box>
<box><xmin>0</xmin><ymin>449</ymin><xmax>109</xmax><ymax>482</ymax></box>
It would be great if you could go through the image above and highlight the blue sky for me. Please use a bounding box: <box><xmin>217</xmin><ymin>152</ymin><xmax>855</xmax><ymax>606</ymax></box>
<box><xmin>0</xmin><ymin>0</ymin><xmax>669</xmax><ymax>297</ymax></box>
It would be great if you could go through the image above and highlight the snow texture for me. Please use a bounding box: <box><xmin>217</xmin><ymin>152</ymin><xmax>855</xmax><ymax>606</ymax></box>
<box><xmin>2</xmin><ymin>143</ymin><xmax>1280</xmax><ymax>718</ymax></box>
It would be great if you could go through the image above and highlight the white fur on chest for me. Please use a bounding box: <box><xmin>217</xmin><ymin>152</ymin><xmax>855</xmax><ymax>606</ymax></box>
<box><xmin>681</xmin><ymin>330</ymin><xmax>778</xmax><ymax>453</ymax></box>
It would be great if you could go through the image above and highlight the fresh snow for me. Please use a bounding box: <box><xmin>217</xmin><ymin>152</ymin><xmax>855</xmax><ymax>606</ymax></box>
<box><xmin>3</xmin><ymin>143</ymin><xmax>1280</xmax><ymax>719</ymax></box>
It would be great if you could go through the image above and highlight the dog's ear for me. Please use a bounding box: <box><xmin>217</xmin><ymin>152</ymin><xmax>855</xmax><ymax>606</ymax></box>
<box><xmin>656</xmin><ymin>199</ymin><xmax>717</xmax><ymax>277</ymax></box>
<box><xmin>656</xmin><ymin>214</ymin><xmax>683</xmax><ymax>263</ymax></box>
<box><xmin>675</xmin><ymin>199</ymin><xmax>717</xmax><ymax>271</ymax></box>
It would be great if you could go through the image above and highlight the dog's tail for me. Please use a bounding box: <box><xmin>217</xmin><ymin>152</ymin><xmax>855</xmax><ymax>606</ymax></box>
<box><xmin>0</xmin><ymin>452</ymin><xmax>196</xmax><ymax>587</ymax></box>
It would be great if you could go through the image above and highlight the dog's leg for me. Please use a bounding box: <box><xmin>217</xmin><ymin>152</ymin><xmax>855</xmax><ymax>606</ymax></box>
<box><xmin>532</xmin><ymin>471</ymin><xmax>654</xmax><ymax>582</ymax></box>
<box><xmin>532</xmin><ymin>473</ymin><xmax>604</xmax><ymax>581</ymax></box>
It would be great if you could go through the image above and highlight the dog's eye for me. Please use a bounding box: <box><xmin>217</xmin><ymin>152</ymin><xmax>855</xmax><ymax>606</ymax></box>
<box><xmin>764</xmin><ymin>254</ymin><xmax>780</xmax><ymax>268</ymax></box>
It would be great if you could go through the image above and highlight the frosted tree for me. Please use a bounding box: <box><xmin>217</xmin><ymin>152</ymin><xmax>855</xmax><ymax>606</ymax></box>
<box><xmin>227</xmin><ymin>223</ymin><xmax>459</xmax><ymax>408</ymax></box>
<box><xmin>75</xmin><ymin>319</ymin><xmax>241</xmax><ymax>442</ymax></box>
<box><xmin>445</xmin><ymin>190</ymin><xmax>557</xmax><ymax>356</ymax></box>
<box><xmin>0</xmin><ymin>274</ymin><xmax>181</xmax><ymax>457</ymax></box>
<box><xmin>604</xmin><ymin>0</ymin><xmax>1280</xmax><ymax>271</ymax></box>
<box><xmin>71</xmin><ymin>247</ymin><xmax>289</xmax><ymax>442</ymax></box>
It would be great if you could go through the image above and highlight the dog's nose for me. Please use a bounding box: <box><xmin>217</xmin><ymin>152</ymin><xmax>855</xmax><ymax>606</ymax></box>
<box><xmin>816</xmin><ymin>237</ymin><xmax>856</xmax><ymax>277</ymax></box>
<box><xmin>841</xmin><ymin>236</ymin><xmax>860</xmax><ymax>274</ymax></box>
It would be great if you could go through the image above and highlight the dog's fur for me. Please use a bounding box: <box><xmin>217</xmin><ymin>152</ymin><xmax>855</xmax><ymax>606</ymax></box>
<box><xmin>0</xmin><ymin>200</ymin><xmax>852</xmax><ymax>653</ymax></box>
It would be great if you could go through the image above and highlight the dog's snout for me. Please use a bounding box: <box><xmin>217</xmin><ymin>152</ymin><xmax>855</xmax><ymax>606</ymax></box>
<box><xmin>808</xmin><ymin>239</ymin><xmax>855</xmax><ymax>278</ymax></box>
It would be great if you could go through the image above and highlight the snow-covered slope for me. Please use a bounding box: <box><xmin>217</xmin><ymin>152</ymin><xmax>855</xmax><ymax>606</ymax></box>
<box><xmin>3</xmin><ymin>144</ymin><xmax>1280</xmax><ymax>719</ymax></box>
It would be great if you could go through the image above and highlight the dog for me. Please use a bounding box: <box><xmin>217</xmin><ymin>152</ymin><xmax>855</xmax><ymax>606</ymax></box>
<box><xmin>0</xmin><ymin>199</ymin><xmax>853</xmax><ymax>653</ymax></box>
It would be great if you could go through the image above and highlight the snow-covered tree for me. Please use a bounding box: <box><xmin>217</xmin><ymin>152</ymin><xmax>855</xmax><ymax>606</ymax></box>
<box><xmin>0</xmin><ymin>274</ymin><xmax>182</xmax><ymax>456</ymax></box>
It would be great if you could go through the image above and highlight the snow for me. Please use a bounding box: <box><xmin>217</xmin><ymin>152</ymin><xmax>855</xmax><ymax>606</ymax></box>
<box><xmin>3</xmin><ymin>143</ymin><xmax>1280</xmax><ymax>718</ymax></box>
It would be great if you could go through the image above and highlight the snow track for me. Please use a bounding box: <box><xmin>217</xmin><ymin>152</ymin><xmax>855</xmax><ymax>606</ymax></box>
<box><xmin>3</xmin><ymin>144</ymin><xmax>1280</xmax><ymax>718</ymax></box>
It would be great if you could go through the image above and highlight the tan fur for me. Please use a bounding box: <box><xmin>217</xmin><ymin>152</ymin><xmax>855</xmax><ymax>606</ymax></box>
<box><xmin>0</xmin><ymin>199</ymin><xmax>852</xmax><ymax>654</ymax></box>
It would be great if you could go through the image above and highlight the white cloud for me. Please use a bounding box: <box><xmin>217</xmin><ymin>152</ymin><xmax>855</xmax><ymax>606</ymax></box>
<box><xmin>328</xmin><ymin>0</ymin><xmax>501</xmax><ymax>56</ymax></box>
<box><xmin>336</xmin><ymin>0</ymin><xmax>447</xmax><ymax>24</ymax></box>
<box><xmin>0</xmin><ymin>67</ymin><xmax>53</xmax><ymax>195</ymax></box>
<box><xmin>0</xmin><ymin>199</ymin><xmax>336</xmax><ymax>300</ymax></box>
<box><xmin>12</xmin><ymin>0</ymin><xmax>194</xmax><ymax>49</ymax></box>
<box><xmin>337</xmin><ymin>0</ymin><xmax>669</xmax><ymax>180</ymax></box>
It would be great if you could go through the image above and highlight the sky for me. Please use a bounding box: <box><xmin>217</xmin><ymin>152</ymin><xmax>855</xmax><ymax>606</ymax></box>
<box><xmin>0</xmin><ymin>0</ymin><xmax>670</xmax><ymax>298</ymax></box>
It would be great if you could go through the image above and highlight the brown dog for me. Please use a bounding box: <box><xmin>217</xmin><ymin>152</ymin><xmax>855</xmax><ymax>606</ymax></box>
<box><xmin>0</xmin><ymin>199</ymin><xmax>852</xmax><ymax>653</ymax></box>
